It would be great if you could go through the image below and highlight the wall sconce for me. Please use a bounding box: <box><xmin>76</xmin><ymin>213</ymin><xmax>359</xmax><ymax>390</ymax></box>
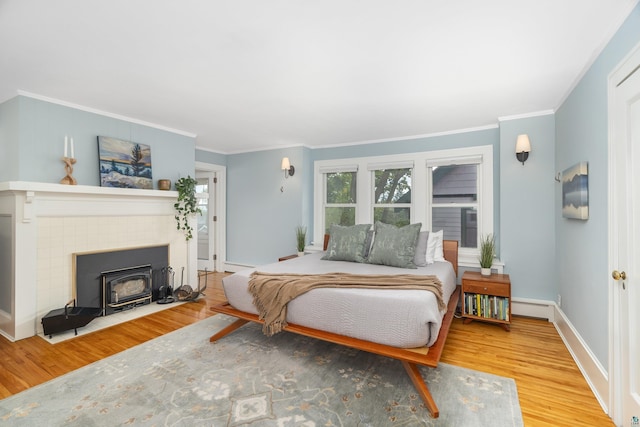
<box><xmin>281</xmin><ymin>157</ymin><xmax>295</xmax><ymax>178</ymax></box>
<box><xmin>515</xmin><ymin>134</ymin><xmax>531</xmax><ymax>165</ymax></box>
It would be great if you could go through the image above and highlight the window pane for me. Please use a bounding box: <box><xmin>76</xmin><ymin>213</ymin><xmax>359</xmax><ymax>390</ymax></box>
<box><xmin>432</xmin><ymin>207</ymin><xmax>477</xmax><ymax>248</ymax></box>
<box><xmin>326</xmin><ymin>172</ymin><xmax>357</xmax><ymax>204</ymax></box>
<box><xmin>196</xmin><ymin>178</ymin><xmax>209</xmax><ymax>260</ymax></box>
<box><xmin>324</xmin><ymin>207</ymin><xmax>355</xmax><ymax>233</ymax></box>
<box><xmin>374</xmin><ymin>168</ymin><xmax>411</xmax><ymax>203</ymax></box>
<box><xmin>374</xmin><ymin>207</ymin><xmax>410</xmax><ymax>227</ymax></box>
<box><xmin>432</xmin><ymin>164</ymin><xmax>477</xmax><ymax>203</ymax></box>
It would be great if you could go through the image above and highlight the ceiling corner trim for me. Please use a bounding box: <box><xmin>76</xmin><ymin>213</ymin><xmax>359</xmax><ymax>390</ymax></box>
<box><xmin>311</xmin><ymin>124</ymin><xmax>500</xmax><ymax>150</ymax></box>
<box><xmin>498</xmin><ymin>110</ymin><xmax>555</xmax><ymax>122</ymax></box>
<box><xmin>224</xmin><ymin>143</ymin><xmax>310</xmax><ymax>156</ymax></box>
<box><xmin>195</xmin><ymin>145</ymin><xmax>229</xmax><ymax>155</ymax></box>
<box><xmin>16</xmin><ymin>90</ymin><xmax>198</xmax><ymax>139</ymax></box>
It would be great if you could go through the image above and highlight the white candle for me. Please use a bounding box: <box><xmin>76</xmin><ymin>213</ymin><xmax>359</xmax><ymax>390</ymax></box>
<box><xmin>64</xmin><ymin>136</ymin><xmax>68</xmax><ymax>158</ymax></box>
<box><xmin>70</xmin><ymin>138</ymin><xmax>74</xmax><ymax>158</ymax></box>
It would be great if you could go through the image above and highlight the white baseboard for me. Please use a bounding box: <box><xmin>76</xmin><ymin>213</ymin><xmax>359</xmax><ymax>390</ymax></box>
<box><xmin>224</xmin><ymin>262</ymin><xmax>256</xmax><ymax>273</ymax></box>
<box><xmin>512</xmin><ymin>297</ymin><xmax>555</xmax><ymax>321</ymax></box>
<box><xmin>553</xmin><ymin>305</ymin><xmax>609</xmax><ymax>414</ymax></box>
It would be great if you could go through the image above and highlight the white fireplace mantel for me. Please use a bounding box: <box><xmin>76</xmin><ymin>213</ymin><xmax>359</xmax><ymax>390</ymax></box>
<box><xmin>0</xmin><ymin>180</ymin><xmax>180</xmax><ymax>196</ymax></box>
<box><xmin>0</xmin><ymin>181</ymin><xmax>196</xmax><ymax>341</ymax></box>
<box><xmin>0</xmin><ymin>181</ymin><xmax>179</xmax><ymax>221</ymax></box>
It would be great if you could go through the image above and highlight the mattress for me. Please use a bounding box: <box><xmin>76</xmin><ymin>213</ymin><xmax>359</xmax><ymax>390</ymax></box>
<box><xmin>222</xmin><ymin>251</ymin><xmax>457</xmax><ymax>348</ymax></box>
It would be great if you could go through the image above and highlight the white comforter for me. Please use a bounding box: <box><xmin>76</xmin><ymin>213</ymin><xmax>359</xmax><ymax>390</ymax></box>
<box><xmin>222</xmin><ymin>252</ymin><xmax>457</xmax><ymax>348</ymax></box>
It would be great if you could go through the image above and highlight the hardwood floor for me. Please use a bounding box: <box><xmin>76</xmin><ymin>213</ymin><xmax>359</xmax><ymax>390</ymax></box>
<box><xmin>0</xmin><ymin>272</ymin><xmax>613</xmax><ymax>426</ymax></box>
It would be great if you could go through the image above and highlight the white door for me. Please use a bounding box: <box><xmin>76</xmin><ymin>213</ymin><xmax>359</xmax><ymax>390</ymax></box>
<box><xmin>609</xmin><ymin>44</ymin><xmax>640</xmax><ymax>426</ymax></box>
<box><xmin>196</xmin><ymin>172</ymin><xmax>216</xmax><ymax>271</ymax></box>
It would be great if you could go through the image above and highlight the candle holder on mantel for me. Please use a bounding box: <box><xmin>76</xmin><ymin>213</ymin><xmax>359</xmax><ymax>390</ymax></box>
<box><xmin>60</xmin><ymin>157</ymin><xmax>77</xmax><ymax>185</ymax></box>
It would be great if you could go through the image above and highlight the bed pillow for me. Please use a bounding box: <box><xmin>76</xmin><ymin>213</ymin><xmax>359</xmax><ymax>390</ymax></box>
<box><xmin>362</xmin><ymin>229</ymin><xmax>375</xmax><ymax>259</ymax></box>
<box><xmin>367</xmin><ymin>222</ymin><xmax>421</xmax><ymax>269</ymax></box>
<box><xmin>413</xmin><ymin>231</ymin><xmax>429</xmax><ymax>267</ymax></box>
<box><xmin>322</xmin><ymin>223</ymin><xmax>372</xmax><ymax>263</ymax></box>
<box><xmin>425</xmin><ymin>230</ymin><xmax>444</xmax><ymax>264</ymax></box>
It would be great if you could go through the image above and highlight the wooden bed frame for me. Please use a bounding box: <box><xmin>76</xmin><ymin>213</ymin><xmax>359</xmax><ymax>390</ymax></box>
<box><xmin>209</xmin><ymin>239</ymin><xmax>460</xmax><ymax>418</ymax></box>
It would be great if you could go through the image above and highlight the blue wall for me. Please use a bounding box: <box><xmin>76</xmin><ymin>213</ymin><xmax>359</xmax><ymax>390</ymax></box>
<box><xmin>214</xmin><ymin>123</ymin><xmax>561</xmax><ymax>307</ymax></box>
<box><xmin>3</xmin><ymin>95</ymin><xmax>196</xmax><ymax>186</ymax></box>
<box><xmin>499</xmin><ymin>115</ymin><xmax>556</xmax><ymax>300</ymax></box>
<box><xmin>0</xmin><ymin>97</ymin><xmax>20</xmax><ymax>182</ymax></box>
<box><xmin>195</xmin><ymin>148</ymin><xmax>227</xmax><ymax>166</ymax></box>
<box><xmin>225</xmin><ymin>146</ymin><xmax>312</xmax><ymax>265</ymax></box>
<box><xmin>217</xmin><ymin>128</ymin><xmax>503</xmax><ymax>266</ymax></box>
<box><xmin>555</xmin><ymin>4</ymin><xmax>640</xmax><ymax>368</ymax></box>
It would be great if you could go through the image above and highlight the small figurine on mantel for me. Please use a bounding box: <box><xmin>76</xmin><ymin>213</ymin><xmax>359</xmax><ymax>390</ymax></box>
<box><xmin>60</xmin><ymin>135</ymin><xmax>77</xmax><ymax>185</ymax></box>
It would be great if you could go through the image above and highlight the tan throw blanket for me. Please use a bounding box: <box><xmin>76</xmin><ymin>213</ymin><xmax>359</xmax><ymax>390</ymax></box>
<box><xmin>248</xmin><ymin>272</ymin><xmax>444</xmax><ymax>336</ymax></box>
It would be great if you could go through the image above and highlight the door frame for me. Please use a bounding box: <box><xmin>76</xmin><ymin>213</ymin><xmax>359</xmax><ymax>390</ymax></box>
<box><xmin>607</xmin><ymin>39</ymin><xmax>640</xmax><ymax>426</ymax></box>
<box><xmin>195</xmin><ymin>161</ymin><xmax>226</xmax><ymax>272</ymax></box>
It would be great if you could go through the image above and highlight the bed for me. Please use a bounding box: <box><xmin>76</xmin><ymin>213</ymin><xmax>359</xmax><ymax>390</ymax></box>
<box><xmin>210</xmin><ymin>225</ymin><xmax>460</xmax><ymax>418</ymax></box>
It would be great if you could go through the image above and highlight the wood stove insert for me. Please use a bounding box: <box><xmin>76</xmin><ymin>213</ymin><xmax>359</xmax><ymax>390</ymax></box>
<box><xmin>101</xmin><ymin>264</ymin><xmax>152</xmax><ymax>315</ymax></box>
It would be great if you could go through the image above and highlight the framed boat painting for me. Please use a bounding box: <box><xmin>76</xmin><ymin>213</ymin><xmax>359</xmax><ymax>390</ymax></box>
<box><xmin>561</xmin><ymin>161</ymin><xmax>588</xmax><ymax>220</ymax></box>
<box><xmin>97</xmin><ymin>136</ymin><xmax>153</xmax><ymax>189</ymax></box>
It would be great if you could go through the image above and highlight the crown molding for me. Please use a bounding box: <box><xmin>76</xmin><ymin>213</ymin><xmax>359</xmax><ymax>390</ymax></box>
<box><xmin>17</xmin><ymin>91</ymin><xmax>197</xmax><ymax>138</ymax></box>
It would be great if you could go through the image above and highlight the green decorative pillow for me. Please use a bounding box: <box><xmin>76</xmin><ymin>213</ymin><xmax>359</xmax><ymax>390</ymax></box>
<box><xmin>322</xmin><ymin>224</ymin><xmax>372</xmax><ymax>263</ymax></box>
<box><xmin>367</xmin><ymin>222</ymin><xmax>422</xmax><ymax>268</ymax></box>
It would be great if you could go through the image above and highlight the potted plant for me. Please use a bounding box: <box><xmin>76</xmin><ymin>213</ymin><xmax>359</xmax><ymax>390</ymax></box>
<box><xmin>478</xmin><ymin>233</ymin><xmax>495</xmax><ymax>276</ymax></box>
<box><xmin>295</xmin><ymin>226</ymin><xmax>307</xmax><ymax>256</ymax></box>
<box><xmin>174</xmin><ymin>176</ymin><xmax>201</xmax><ymax>241</ymax></box>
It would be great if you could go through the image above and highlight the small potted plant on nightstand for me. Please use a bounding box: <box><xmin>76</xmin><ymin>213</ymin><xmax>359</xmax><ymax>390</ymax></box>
<box><xmin>295</xmin><ymin>226</ymin><xmax>307</xmax><ymax>256</ymax></box>
<box><xmin>479</xmin><ymin>233</ymin><xmax>495</xmax><ymax>276</ymax></box>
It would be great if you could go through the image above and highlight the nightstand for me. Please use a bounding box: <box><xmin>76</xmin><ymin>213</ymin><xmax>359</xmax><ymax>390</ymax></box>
<box><xmin>461</xmin><ymin>271</ymin><xmax>511</xmax><ymax>331</ymax></box>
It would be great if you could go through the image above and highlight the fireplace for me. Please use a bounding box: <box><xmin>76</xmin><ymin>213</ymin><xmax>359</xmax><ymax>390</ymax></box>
<box><xmin>74</xmin><ymin>245</ymin><xmax>169</xmax><ymax>315</ymax></box>
<box><xmin>0</xmin><ymin>183</ymin><xmax>190</xmax><ymax>342</ymax></box>
<box><xmin>101</xmin><ymin>265</ymin><xmax>152</xmax><ymax>315</ymax></box>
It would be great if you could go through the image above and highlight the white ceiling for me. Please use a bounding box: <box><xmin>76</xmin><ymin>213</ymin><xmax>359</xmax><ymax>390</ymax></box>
<box><xmin>0</xmin><ymin>0</ymin><xmax>637</xmax><ymax>154</ymax></box>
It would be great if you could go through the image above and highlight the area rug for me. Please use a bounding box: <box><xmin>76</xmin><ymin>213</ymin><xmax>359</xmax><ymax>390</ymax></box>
<box><xmin>0</xmin><ymin>315</ymin><xmax>523</xmax><ymax>426</ymax></box>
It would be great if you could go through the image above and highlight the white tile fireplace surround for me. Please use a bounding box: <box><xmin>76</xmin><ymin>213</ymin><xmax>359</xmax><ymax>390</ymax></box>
<box><xmin>0</xmin><ymin>182</ymin><xmax>196</xmax><ymax>341</ymax></box>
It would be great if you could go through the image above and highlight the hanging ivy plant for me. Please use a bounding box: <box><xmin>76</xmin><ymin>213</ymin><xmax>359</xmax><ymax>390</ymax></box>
<box><xmin>174</xmin><ymin>176</ymin><xmax>201</xmax><ymax>241</ymax></box>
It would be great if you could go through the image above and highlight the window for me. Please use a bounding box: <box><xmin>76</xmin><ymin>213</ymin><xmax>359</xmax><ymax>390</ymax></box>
<box><xmin>372</xmin><ymin>167</ymin><xmax>412</xmax><ymax>227</ymax></box>
<box><xmin>323</xmin><ymin>171</ymin><xmax>357</xmax><ymax>233</ymax></box>
<box><xmin>195</xmin><ymin>179</ymin><xmax>209</xmax><ymax>259</ymax></box>
<box><xmin>430</xmin><ymin>164</ymin><xmax>478</xmax><ymax>248</ymax></box>
<box><xmin>314</xmin><ymin>145</ymin><xmax>492</xmax><ymax>266</ymax></box>
<box><xmin>426</xmin><ymin>152</ymin><xmax>490</xmax><ymax>259</ymax></box>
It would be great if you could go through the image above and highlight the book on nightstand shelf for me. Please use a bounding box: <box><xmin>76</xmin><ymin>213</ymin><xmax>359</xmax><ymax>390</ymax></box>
<box><xmin>464</xmin><ymin>293</ymin><xmax>509</xmax><ymax>320</ymax></box>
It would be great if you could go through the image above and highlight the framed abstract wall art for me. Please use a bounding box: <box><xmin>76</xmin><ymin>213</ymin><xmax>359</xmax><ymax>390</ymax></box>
<box><xmin>98</xmin><ymin>136</ymin><xmax>153</xmax><ymax>189</ymax></box>
<box><xmin>561</xmin><ymin>161</ymin><xmax>588</xmax><ymax>220</ymax></box>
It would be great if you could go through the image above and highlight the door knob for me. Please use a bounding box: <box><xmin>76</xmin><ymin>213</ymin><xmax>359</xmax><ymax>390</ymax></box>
<box><xmin>612</xmin><ymin>270</ymin><xmax>627</xmax><ymax>280</ymax></box>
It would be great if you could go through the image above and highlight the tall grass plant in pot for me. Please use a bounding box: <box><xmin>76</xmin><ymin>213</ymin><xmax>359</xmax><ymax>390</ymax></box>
<box><xmin>295</xmin><ymin>226</ymin><xmax>307</xmax><ymax>256</ymax></box>
<box><xmin>479</xmin><ymin>233</ymin><xmax>495</xmax><ymax>276</ymax></box>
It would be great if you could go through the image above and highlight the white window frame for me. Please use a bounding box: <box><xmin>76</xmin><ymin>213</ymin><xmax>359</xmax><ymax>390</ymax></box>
<box><xmin>320</xmin><ymin>165</ymin><xmax>359</xmax><ymax>234</ymax></box>
<box><xmin>424</xmin><ymin>148</ymin><xmax>492</xmax><ymax>266</ymax></box>
<box><xmin>312</xmin><ymin>145</ymin><xmax>493</xmax><ymax>268</ymax></box>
